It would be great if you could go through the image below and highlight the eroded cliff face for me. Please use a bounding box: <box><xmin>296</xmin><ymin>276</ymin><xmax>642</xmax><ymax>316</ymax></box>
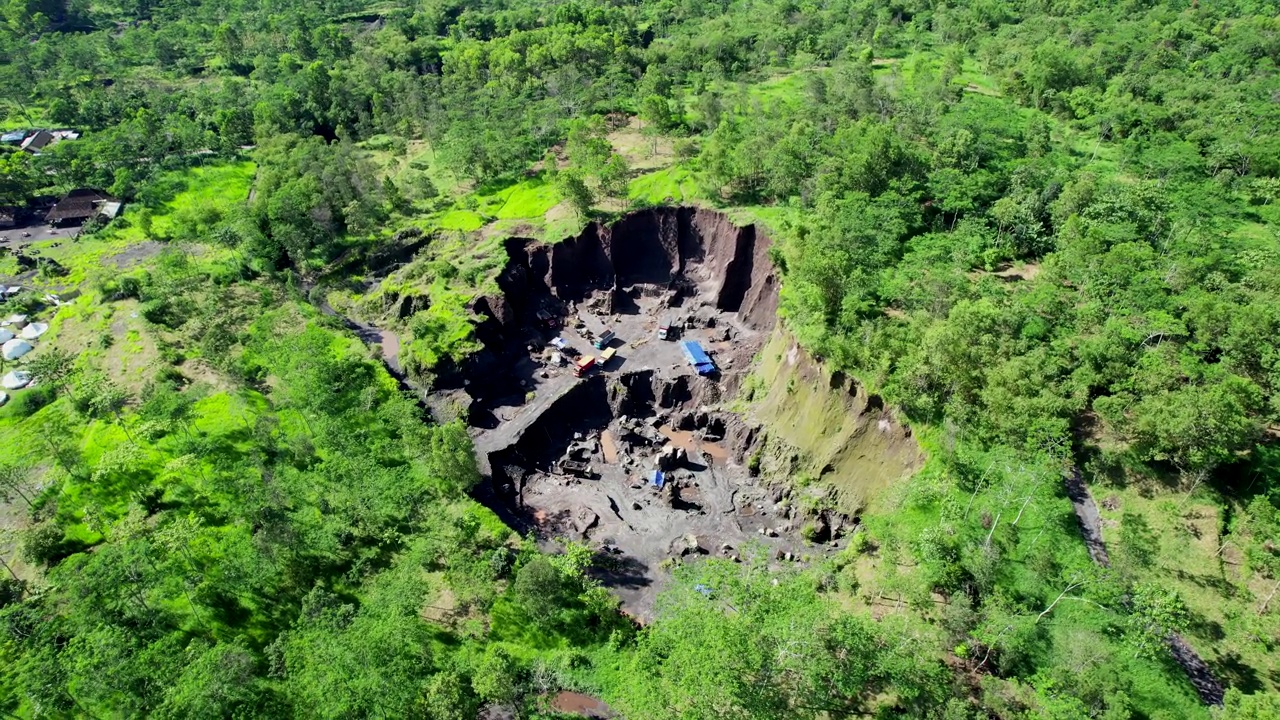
<box><xmin>478</xmin><ymin>207</ymin><xmax>780</xmax><ymax>348</ymax></box>
<box><xmin>740</xmin><ymin>328</ymin><xmax>926</xmax><ymax>513</ymax></box>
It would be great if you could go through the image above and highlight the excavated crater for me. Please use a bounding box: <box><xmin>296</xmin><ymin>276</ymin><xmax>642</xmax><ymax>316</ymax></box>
<box><xmin>458</xmin><ymin>208</ymin><xmax>851</xmax><ymax>619</ymax></box>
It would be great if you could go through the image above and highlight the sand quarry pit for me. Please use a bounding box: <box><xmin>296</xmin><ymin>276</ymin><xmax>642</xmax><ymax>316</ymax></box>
<box><xmin>454</xmin><ymin>208</ymin><xmax>855</xmax><ymax>619</ymax></box>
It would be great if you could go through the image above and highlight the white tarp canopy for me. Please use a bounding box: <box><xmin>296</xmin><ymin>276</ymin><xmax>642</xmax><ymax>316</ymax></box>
<box><xmin>0</xmin><ymin>328</ymin><xmax>12</xmax><ymax>343</ymax></box>
<box><xmin>2</xmin><ymin>338</ymin><xmax>32</xmax><ymax>361</ymax></box>
<box><xmin>1</xmin><ymin>370</ymin><xmax>31</xmax><ymax>390</ymax></box>
<box><xmin>18</xmin><ymin>322</ymin><xmax>48</xmax><ymax>340</ymax></box>
<box><xmin>0</xmin><ymin>392</ymin><xmax>8</xmax><ymax>406</ymax></box>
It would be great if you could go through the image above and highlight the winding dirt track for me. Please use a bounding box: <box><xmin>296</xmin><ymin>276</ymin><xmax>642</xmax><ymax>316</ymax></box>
<box><xmin>1063</xmin><ymin>466</ymin><xmax>1225</xmax><ymax>706</ymax></box>
<box><xmin>1063</xmin><ymin>467</ymin><xmax>1110</xmax><ymax>567</ymax></box>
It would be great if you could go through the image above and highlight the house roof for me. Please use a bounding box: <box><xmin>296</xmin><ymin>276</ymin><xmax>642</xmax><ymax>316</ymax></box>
<box><xmin>20</xmin><ymin>130</ymin><xmax>53</xmax><ymax>152</ymax></box>
<box><xmin>45</xmin><ymin>188</ymin><xmax>117</xmax><ymax>223</ymax></box>
<box><xmin>0</xmin><ymin>130</ymin><xmax>26</xmax><ymax>144</ymax></box>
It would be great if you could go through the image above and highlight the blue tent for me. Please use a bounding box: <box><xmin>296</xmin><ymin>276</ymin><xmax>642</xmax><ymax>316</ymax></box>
<box><xmin>680</xmin><ymin>341</ymin><xmax>716</xmax><ymax>375</ymax></box>
<box><xmin>649</xmin><ymin>470</ymin><xmax>665</xmax><ymax>489</ymax></box>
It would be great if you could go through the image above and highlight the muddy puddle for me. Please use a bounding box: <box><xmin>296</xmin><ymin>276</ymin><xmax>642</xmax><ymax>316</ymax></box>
<box><xmin>600</xmin><ymin>429</ymin><xmax>619</xmax><ymax>464</ymax></box>
<box><xmin>549</xmin><ymin>690</ymin><xmax>613</xmax><ymax>718</ymax></box>
<box><xmin>657</xmin><ymin>425</ymin><xmax>729</xmax><ymax>465</ymax></box>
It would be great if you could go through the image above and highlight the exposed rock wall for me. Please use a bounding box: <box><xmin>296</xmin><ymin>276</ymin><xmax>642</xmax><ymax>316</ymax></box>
<box><xmin>740</xmin><ymin>328</ymin><xmax>926</xmax><ymax>513</ymax></box>
<box><xmin>479</xmin><ymin>207</ymin><xmax>780</xmax><ymax>344</ymax></box>
<box><xmin>487</xmin><ymin>374</ymin><xmax>614</xmax><ymax>487</ymax></box>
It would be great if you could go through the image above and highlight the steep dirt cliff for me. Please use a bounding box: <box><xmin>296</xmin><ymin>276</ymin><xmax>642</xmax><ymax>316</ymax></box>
<box><xmin>740</xmin><ymin>328</ymin><xmax>925</xmax><ymax>513</ymax></box>
<box><xmin>478</xmin><ymin>207</ymin><xmax>780</xmax><ymax>347</ymax></box>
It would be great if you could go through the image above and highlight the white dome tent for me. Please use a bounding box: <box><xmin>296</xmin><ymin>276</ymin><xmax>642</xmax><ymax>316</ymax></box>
<box><xmin>18</xmin><ymin>322</ymin><xmax>48</xmax><ymax>340</ymax></box>
<box><xmin>1</xmin><ymin>338</ymin><xmax>32</xmax><ymax>361</ymax></box>
<box><xmin>1</xmin><ymin>370</ymin><xmax>31</xmax><ymax>390</ymax></box>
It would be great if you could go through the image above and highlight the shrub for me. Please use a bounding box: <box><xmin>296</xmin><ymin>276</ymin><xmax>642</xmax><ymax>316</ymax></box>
<box><xmin>96</xmin><ymin>273</ymin><xmax>144</xmax><ymax>301</ymax></box>
<box><xmin>10</xmin><ymin>385</ymin><xmax>55</xmax><ymax>418</ymax></box>
<box><xmin>21</xmin><ymin>523</ymin><xmax>67</xmax><ymax>566</ymax></box>
<box><xmin>801</xmin><ymin>522</ymin><xmax>820</xmax><ymax>542</ymax></box>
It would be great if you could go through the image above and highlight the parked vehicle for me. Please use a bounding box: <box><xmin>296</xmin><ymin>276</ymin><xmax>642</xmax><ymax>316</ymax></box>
<box><xmin>680</xmin><ymin>341</ymin><xmax>715</xmax><ymax>375</ymax></box>
<box><xmin>557</xmin><ymin>460</ymin><xmax>597</xmax><ymax>478</ymax></box>
<box><xmin>536</xmin><ymin>308</ymin><xmax>560</xmax><ymax>329</ymax></box>
<box><xmin>593</xmin><ymin>328</ymin><xmax>616</xmax><ymax>350</ymax></box>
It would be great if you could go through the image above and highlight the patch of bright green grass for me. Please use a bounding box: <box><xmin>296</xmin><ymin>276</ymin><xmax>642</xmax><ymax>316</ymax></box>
<box><xmin>190</xmin><ymin>391</ymin><xmax>263</xmax><ymax>438</ymax></box>
<box><xmin>436</xmin><ymin>209</ymin><xmax>486</xmax><ymax>232</ymax></box>
<box><xmin>629</xmin><ymin>166</ymin><xmax>701</xmax><ymax>206</ymax></box>
<box><xmin>0</xmin><ymin>106</ymin><xmax>49</xmax><ymax>131</ymax></box>
<box><xmin>743</xmin><ymin>71</ymin><xmax>810</xmax><ymax>108</ymax></box>
<box><xmin>150</xmin><ymin>161</ymin><xmax>256</xmax><ymax>236</ymax></box>
<box><xmin>478</xmin><ymin>177</ymin><xmax>561</xmax><ymax>220</ymax></box>
<box><xmin>957</xmin><ymin>57</ymin><xmax>1002</xmax><ymax>96</ymax></box>
<box><xmin>20</xmin><ymin>233</ymin><xmax>138</xmax><ymax>291</ymax></box>
<box><xmin>730</xmin><ymin>205</ymin><xmax>807</xmax><ymax>239</ymax></box>
<box><xmin>540</xmin><ymin>212</ymin><xmax>588</xmax><ymax>245</ymax></box>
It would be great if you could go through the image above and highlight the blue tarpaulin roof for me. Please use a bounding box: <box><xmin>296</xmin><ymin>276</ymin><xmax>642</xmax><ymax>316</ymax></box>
<box><xmin>680</xmin><ymin>341</ymin><xmax>715</xmax><ymax>375</ymax></box>
<box><xmin>650</xmin><ymin>470</ymin><xmax>665</xmax><ymax>488</ymax></box>
<box><xmin>1</xmin><ymin>131</ymin><xmax>25</xmax><ymax>143</ymax></box>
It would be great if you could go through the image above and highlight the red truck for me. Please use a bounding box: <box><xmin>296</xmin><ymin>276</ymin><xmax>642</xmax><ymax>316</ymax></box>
<box><xmin>574</xmin><ymin>356</ymin><xmax>596</xmax><ymax>377</ymax></box>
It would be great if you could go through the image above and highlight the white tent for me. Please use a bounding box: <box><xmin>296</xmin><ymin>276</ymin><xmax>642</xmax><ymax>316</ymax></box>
<box><xmin>1</xmin><ymin>370</ymin><xmax>31</xmax><ymax>390</ymax></box>
<box><xmin>18</xmin><ymin>322</ymin><xmax>47</xmax><ymax>340</ymax></box>
<box><xmin>0</xmin><ymin>328</ymin><xmax>12</xmax><ymax>343</ymax></box>
<box><xmin>4</xmin><ymin>314</ymin><xmax>27</xmax><ymax>328</ymax></box>
<box><xmin>1</xmin><ymin>338</ymin><xmax>32</xmax><ymax>361</ymax></box>
<box><xmin>0</xmin><ymin>392</ymin><xmax>8</xmax><ymax>406</ymax></box>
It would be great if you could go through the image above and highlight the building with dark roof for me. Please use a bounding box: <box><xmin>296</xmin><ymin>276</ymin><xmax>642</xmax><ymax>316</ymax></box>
<box><xmin>19</xmin><ymin>130</ymin><xmax>53</xmax><ymax>153</ymax></box>
<box><xmin>45</xmin><ymin>189</ymin><xmax>121</xmax><ymax>227</ymax></box>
